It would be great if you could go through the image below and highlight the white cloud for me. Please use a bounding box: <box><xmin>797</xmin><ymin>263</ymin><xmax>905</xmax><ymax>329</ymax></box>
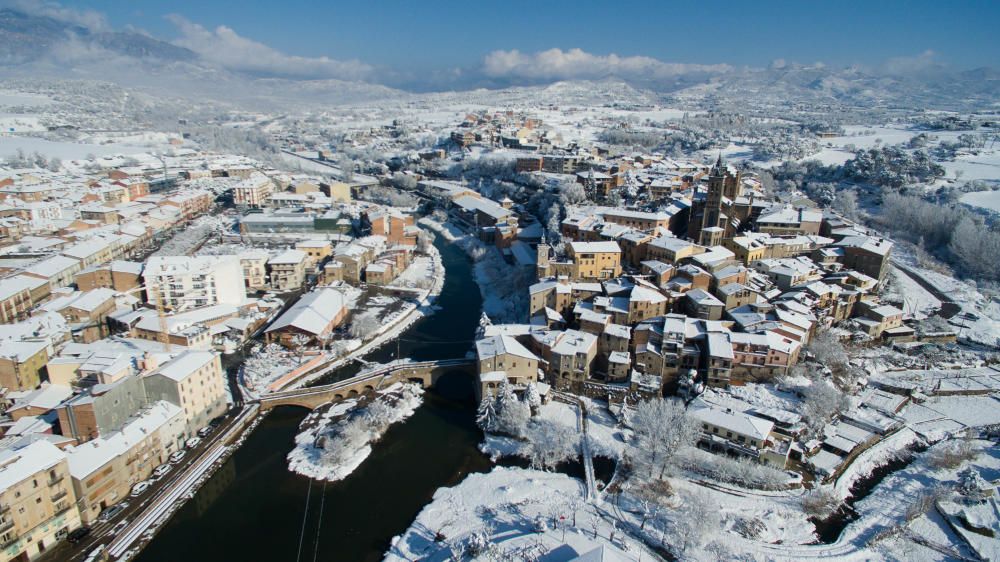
<box><xmin>482</xmin><ymin>48</ymin><xmax>730</xmax><ymax>82</ymax></box>
<box><xmin>166</xmin><ymin>15</ymin><xmax>373</xmax><ymax>81</ymax></box>
<box><xmin>2</xmin><ymin>0</ymin><xmax>109</xmax><ymax>31</ymax></box>
<box><xmin>882</xmin><ymin>49</ymin><xmax>945</xmax><ymax>76</ymax></box>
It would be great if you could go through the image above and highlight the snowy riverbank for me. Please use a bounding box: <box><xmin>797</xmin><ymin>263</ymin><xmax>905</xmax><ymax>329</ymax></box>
<box><xmin>272</xmin><ymin>240</ymin><xmax>445</xmax><ymax>391</ymax></box>
<box><xmin>384</xmin><ymin>466</ymin><xmax>655</xmax><ymax>561</ymax></box>
<box><xmin>287</xmin><ymin>382</ymin><xmax>424</xmax><ymax>482</ymax></box>
<box><xmin>419</xmin><ymin>216</ymin><xmax>528</xmax><ymax>323</ymax></box>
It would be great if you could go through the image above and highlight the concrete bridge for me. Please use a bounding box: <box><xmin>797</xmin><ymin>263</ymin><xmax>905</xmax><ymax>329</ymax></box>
<box><xmin>257</xmin><ymin>358</ymin><xmax>475</xmax><ymax>410</ymax></box>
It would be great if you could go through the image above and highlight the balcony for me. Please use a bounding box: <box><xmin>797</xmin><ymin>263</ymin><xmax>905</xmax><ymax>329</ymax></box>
<box><xmin>47</xmin><ymin>475</ymin><xmax>64</xmax><ymax>486</ymax></box>
<box><xmin>50</xmin><ymin>489</ymin><xmax>68</xmax><ymax>502</ymax></box>
<box><xmin>0</xmin><ymin>519</ymin><xmax>14</xmax><ymax>533</ymax></box>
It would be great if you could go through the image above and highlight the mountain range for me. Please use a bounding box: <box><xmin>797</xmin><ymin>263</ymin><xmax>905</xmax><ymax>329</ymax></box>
<box><xmin>0</xmin><ymin>7</ymin><xmax>996</xmax><ymax>112</ymax></box>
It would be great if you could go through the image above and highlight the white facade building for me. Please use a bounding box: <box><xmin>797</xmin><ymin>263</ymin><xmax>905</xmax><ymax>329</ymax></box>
<box><xmin>143</xmin><ymin>256</ymin><xmax>245</xmax><ymax>311</ymax></box>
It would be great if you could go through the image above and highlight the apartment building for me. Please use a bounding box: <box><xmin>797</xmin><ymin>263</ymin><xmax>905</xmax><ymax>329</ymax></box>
<box><xmin>142</xmin><ymin>351</ymin><xmax>228</xmax><ymax>436</ymax></box>
<box><xmin>74</xmin><ymin>261</ymin><xmax>143</xmax><ymax>293</ymax></box>
<box><xmin>538</xmin><ymin>241</ymin><xmax>622</xmax><ymax>281</ymax></box>
<box><xmin>0</xmin><ymin>341</ymin><xmax>49</xmax><ymax>392</ymax></box>
<box><xmin>366</xmin><ymin>210</ymin><xmax>417</xmax><ymax>246</ymax></box>
<box><xmin>267</xmin><ymin>250</ymin><xmax>309</xmax><ymax>292</ymax></box>
<box><xmin>66</xmin><ymin>401</ymin><xmax>185</xmax><ymax>524</ymax></box>
<box><xmin>834</xmin><ymin>236</ymin><xmax>892</xmax><ymax>283</ymax></box>
<box><xmin>238</xmin><ymin>251</ymin><xmax>270</xmax><ymax>291</ymax></box>
<box><xmin>0</xmin><ymin>277</ymin><xmax>34</xmax><ymax>324</ymax></box>
<box><xmin>0</xmin><ymin>440</ymin><xmax>81</xmax><ymax>561</ymax></box>
<box><xmin>143</xmin><ymin>256</ymin><xmax>245</xmax><ymax>311</ymax></box>
<box><xmin>23</xmin><ymin>255</ymin><xmax>82</xmax><ymax>292</ymax></box>
<box><xmin>56</xmin><ymin>374</ymin><xmax>149</xmax><ymax>443</ymax></box>
<box><xmin>232</xmin><ymin>173</ymin><xmax>274</xmax><ymax>209</ymax></box>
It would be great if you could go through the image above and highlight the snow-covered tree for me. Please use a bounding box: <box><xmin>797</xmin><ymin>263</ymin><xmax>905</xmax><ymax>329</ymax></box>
<box><xmin>525</xmin><ymin>383</ymin><xmax>542</xmax><ymax>414</ymax></box>
<box><xmin>628</xmin><ymin>398</ymin><xmax>697</xmax><ymax>481</ymax></box>
<box><xmin>927</xmin><ymin>437</ymin><xmax>977</xmax><ymax>470</ymax></box>
<box><xmin>801</xmin><ymin>382</ymin><xmax>850</xmax><ymax>436</ymax></box>
<box><xmin>349</xmin><ymin>313</ymin><xmax>381</xmax><ymax>339</ymax></box>
<box><xmin>523</xmin><ymin>419</ymin><xmax>578</xmax><ymax>471</ymax></box>
<box><xmin>806</xmin><ymin>329</ymin><xmax>852</xmax><ymax>385</ymax></box>
<box><xmin>364</xmin><ymin>400</ymin><xmax>396</xmax><ymax>433</ymax></box>
<box><xmin>320</xmin><ymin>418</ymin><xmax>369</xmax><ymax>466</ymax></box>
<box><xmin>476</xmin><ymin>394</ymin><xmax>498</xmax><ymax>432</ymax></box>
<box><xmin>670</xmin><ymin>492</ymin><xmax>720</xmax><ymax>554</ymax></box>
<box><xmin>831</xmin><ymin>189</ymin><xmax>859</xmax><ymax>221</ymax></box>
<box><xmin>495</xmin><ymin>396</ymin><xmax>530</xmax><ymax>438</ymax></box>
<box><xmin>800</xmin><ymin>488</ymin><xmax>841</xmax><ymax>519</ymax></box>
<box><xmin>559</xmin><ymin>181</ymin><xmax>586</xmax><ymax>205</ymax></box>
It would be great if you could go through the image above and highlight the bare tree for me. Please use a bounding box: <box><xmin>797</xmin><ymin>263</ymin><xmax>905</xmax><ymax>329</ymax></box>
<box><xmin>801</xmin><ymin>382</ymin><xmax>850</xmax><ymax>437</ymax></box>
<box><xmin>349</xmin><ymin>313</ymin><xmax>380</xmax><ymax>339</ymax></box>
<box><xmin>628</xmin><ymin>398</ymin><xmax>697</xmax><ymax>481</ymax></box>
<box><xmin>801</xmin><ymin>488</ymin><xmax>841</xmax><ymax>519</ymax></box>
<box><xmin>671</xmin><ymin>492</ymin><xmax>720</xmax><ymax>554</ymax></box>
<box><xmin>523</xmin><ymin>419</ymin><xmax>579</xmax><ymax>471</ymax></box>
<box><xmin>289</xmin><ymin>333</ymin><xmax>312</xmax><ymax>364</ymax></box>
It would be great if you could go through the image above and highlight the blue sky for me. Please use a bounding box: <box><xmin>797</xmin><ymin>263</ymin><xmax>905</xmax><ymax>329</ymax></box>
<box><xmin>28</xmin><ymin>0</ymin><xmax>1000</xmax><ymax>86</ymax></box>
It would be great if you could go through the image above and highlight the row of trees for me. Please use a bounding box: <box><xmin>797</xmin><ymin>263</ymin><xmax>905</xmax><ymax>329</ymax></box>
<box><xmin>769</xmin><ymin>145</ymin><xmax>946</xmax><ymax>192</ymax></box>
<box><xmin>880</xmin><ymin>193</ymin><xmax>1000</xmax><ymax>281</ymax></box>
<box><xmin>476</xmin><ymin>382</ymin><xmax>578</xmax><ymax>471</ymax></box>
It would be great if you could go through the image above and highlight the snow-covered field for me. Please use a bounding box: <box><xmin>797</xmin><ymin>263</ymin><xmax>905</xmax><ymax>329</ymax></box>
<box><xmin>0</xmin><ymin>114</ymin><xmax>46</xmax><ymax>133</ymax></box>
<box><xmin>288</xmin><ymin>382</ymin><xmax>423</xmax><ymax>482</ymax></box>
<box><xmin>0</xmin><ymin>90</ymin><xmax>52</xmax><ymax>107</ymax></box>
<box><xmin>385</xmin><ymin>466</ymin><xmax>653</xmax><ymax>561</ymax></box>
<box><xmin>0</xmin><ymin>134</ymin><xmax>173</xmax><ymax>160</ymax></box>
<box><xmin>481</xmin><ymin>398</ymin><xmax>627</xmax><ymax>463</ymax></box>
<box><xmin>960</xmin><ymin>189</ymin><xmax>1000</xmax><ymax>213</ymax></box>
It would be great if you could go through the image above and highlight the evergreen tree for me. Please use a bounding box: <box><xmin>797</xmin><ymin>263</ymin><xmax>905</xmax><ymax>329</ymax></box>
<box><xmin>476</xmin><ymin>394</ymin><xmax>497</xmax><ymax>432</ymax></box>
<box><xmin>525</xmin><ymin>383</ymin><xmax>542</xmax><ymax>414</ymax></box>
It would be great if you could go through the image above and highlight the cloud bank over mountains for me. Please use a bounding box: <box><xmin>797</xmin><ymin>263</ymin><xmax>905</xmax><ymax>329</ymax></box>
<box><xmin>482</xmin><ymin>48</ymin><xmax>732</xmax><ymax>82</ymax></box>
<box><xmin>0</xmin><ymin>0</ymin><xmax>995</xmax><ymax>111</ymax></box>
<box><xmin>165</xmin><ymin>15</ymin><xmax>374</xmax><ymax>81</ymax></box>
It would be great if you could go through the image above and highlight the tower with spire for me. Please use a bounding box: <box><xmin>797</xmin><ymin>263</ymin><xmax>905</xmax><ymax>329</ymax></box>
<box><xmin>536</xmin><ymin>232</ymin><xmax>551</xmax><ymax>279</ymax></box>
<box><xmin>696</xmin><ymin>154</ymin><xmax>743</xmax><ymax>245</ymax></box>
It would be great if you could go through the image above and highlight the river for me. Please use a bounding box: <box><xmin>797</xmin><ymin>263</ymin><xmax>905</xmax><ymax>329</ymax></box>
<box><xmin>136</xmin><ymin>236</ymin><xmax>492</xmax><ymax>562</ymax></box>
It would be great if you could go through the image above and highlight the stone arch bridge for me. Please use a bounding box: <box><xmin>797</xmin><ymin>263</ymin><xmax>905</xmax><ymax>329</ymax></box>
<box><xmin>257</xmin><ymin>358</ymin><xmax>475</xmax><ymax>410</ymax></box>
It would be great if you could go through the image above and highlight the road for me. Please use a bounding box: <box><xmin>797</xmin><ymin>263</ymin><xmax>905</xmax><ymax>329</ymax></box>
<box><xmin>39</xmin><ymin>405</ymin><xmax>252</xmax><ymax>562</ymax></box>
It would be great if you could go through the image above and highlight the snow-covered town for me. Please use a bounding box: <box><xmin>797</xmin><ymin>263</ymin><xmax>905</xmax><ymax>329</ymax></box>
<box><xmin>0</xmin><ymin>3</ymin><xmax>998</xmax><ymax>562</ymax></box>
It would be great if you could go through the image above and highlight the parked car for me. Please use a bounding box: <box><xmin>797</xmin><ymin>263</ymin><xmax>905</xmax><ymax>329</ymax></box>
<box><xmin>67</xmin><ymin>526</ymin><xmax>92</xmax><ymax>543</ymax></box>
<box><xmin>130</xmin><ymin>481</ymin><xmax>150</xmax><ymax>497</ymax></box>
<box><xmin>153</xmin><ymin>464</ymin><xmax>172</xmax><ymax>479</ymax></box>
<box><xmin>169</xmin><ymin>451</ymin><xmax>185</xmax><ymax>464</ymax></box>
<box><xmin>97</xmin><ymin>502</ymin><xmax>128</xmax><ymax>523</ymax></box>
<box><xmin>185</xmin><ymin>437</ymin><xmax>201</xmax><ymax>449</ymax></box>
<box><xmin>109</xmin><ymin>520</ymin><xmax>129</xmax><ymax>536</ymax></box>
<box><xmin>197</xmin><ymin>426</ymin><xmax>212</xmax><ymax>438</ymax></box>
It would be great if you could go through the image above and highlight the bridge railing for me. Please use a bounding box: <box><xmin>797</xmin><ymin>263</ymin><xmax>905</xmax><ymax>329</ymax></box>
<box><xmin>259</xmin><ymin>358</ymin><xmax>473</xmax><ymax>402</ymax></box>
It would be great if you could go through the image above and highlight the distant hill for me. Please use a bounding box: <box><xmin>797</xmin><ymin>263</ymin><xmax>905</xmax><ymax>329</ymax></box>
<box><xmin>0</xmin><ymin>7</ymin><xmax>994</xmax><ymax>113</ymax></box>
<box><xmin>0</xmin><ymin>9</ymin><xmax>196</xmax><ymax>64</ymax></box>
<box><xmin>0</xmin><ymin>8</ymin><xmax>404</xmax><ymax>109</ymax></box>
